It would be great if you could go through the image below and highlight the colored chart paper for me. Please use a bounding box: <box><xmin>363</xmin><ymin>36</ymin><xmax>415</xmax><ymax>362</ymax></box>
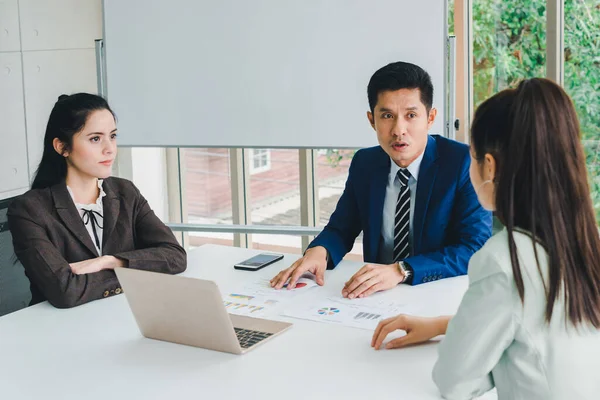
<box><xmin>284</xmin><ymin>296</ymin><xmax>419</xmax><ymax>330</ymax></box>
<box><xmin>222</xmin><ymin>276</ymin><xmax>318</xmax><ymax>317</ymax></box>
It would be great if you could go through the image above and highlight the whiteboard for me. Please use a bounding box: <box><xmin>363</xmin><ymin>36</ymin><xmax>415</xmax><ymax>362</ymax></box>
<box><xmin>103</xmin><ymin>0</ymin><xmax>447</xmax><ymax>148</ymax></box>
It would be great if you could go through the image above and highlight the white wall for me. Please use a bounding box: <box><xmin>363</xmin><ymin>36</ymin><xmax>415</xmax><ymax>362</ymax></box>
<box><xmin>0</xmin><ymin>0</ymin><xmax>101</xmax><ymax>200</ymax></box>
<box><xmin>0</xmin><ymin>0</ymin><xmax>28</xmax><ymax>197</ymax></box>
<box><xmin>0</xmin><ymin>51</ymin><xmax>28</xmax><ymax>196</ymax></box>
<box><xmin>131</xmin><ymin>148</ymin><xmax>169</xmax><ymax>222</ymax></box>
<box><xmin>114</xmin><ymin>147</ymin><xmax>170</xmax><ymax>223</ymax></box>
<box><xmin>0</xmin><ymin>0</ymin><xmax>169</xmax><ymax>221</ymax></box>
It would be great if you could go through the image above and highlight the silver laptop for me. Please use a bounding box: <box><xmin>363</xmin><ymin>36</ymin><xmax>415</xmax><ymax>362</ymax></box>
<box><xmin>115</xmin><ymin>268</ymin><xmax>292</xmax><ymax>354</ymax></box>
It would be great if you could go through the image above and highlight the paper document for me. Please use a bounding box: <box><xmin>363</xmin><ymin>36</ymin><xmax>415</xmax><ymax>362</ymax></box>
<box><xmin>283</xmin><ymin>295</ymin><xmax>420</xmax><ymax>330</ymax></box>
<box><xmin>222</xmin><ymin>276</ymin><xmax>318</xmax><ymax>317</ymax></box>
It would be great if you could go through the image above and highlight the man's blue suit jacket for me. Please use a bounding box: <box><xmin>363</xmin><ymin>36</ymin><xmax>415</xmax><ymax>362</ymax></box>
<box><xmin>308</xmin><ymin>135</ymin><xmax>492</xmax><ymax>285</ymax></box>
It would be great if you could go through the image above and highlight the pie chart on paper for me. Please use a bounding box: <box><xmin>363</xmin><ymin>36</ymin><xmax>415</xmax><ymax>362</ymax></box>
<box><xmin>283</xmin><ymin>282</ymin><xmax>307</xmax><ymax>289</ymax></box>
<box><xmin>318</xmin><ymin>307</ymin><xmax>340</xmax><ymax>316</ymax></box>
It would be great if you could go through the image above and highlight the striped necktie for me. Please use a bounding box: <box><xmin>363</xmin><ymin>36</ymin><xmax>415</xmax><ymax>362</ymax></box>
<box><xmin>393</xmin><ymin>168</ymin><xmax>411</xmax><ymax>262</ymax></box>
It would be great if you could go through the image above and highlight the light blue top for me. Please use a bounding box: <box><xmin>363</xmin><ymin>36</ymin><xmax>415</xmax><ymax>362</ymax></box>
<box><xmin>433</xmin><ymin>228</ymin><xmax>600</xmax><ymax>399</ymax></box>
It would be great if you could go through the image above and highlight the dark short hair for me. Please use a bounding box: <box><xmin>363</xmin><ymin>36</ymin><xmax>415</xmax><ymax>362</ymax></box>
<box><xmin>31</xmin><ymin>93</ymin><xmax>116</xmax><ymax>190</ymax></box>
<box><xmin>367</xmin><ymin>61</ymin><xmax>434</xmax><ymax>113</ymax></box>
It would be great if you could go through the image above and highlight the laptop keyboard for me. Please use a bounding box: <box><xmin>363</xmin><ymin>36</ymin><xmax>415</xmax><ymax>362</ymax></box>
<box><xmin>234</xmin><ymin>327</ymin><xmax>273</xmax><ymax>348</ymax></box>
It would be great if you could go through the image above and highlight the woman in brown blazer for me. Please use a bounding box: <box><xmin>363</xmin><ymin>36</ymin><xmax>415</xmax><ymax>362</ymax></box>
<box><xmin>8</xmin><ymin>93</ymin><xmax>187</xmax><ymax>308</ymax></box>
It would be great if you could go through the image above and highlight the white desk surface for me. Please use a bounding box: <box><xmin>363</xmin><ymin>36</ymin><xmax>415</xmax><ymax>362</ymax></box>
<box><xmin>0</xmin><ymin>244</ymin><xmax>497</xmax><ymax>400</ymax></box>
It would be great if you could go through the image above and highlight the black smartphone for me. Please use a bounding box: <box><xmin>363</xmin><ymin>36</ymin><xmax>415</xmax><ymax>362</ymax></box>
<box><xmin>233</xmin><ymin>253</ymin><xmax>284</xmax><ymax>271</ymax></box>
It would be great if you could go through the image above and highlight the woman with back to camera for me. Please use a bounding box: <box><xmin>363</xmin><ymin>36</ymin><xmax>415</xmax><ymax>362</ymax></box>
<box><xmin>371</xmin><ymin>78</ymin><xmax>600</xmax><ymax>399</ymax></box>
<box><xmin>8</xmin><ymin>93</ymin><xmax>187</xmax><ymax>308</ymax></box>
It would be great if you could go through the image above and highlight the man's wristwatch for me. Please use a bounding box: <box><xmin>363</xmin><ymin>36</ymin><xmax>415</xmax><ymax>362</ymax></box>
<box><xmin>397</xmin><ymin>261</ymin><xmax>413</xmax><ymax>284</ymax></box>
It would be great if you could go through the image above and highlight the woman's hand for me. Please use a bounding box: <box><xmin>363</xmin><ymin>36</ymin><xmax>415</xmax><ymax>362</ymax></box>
<box><xmin>69</xmin><ymin>256</ymin><xmax>125</xmax><ymax>275</ymax></box>
<box><xmin>371</xmin><ymin>315</ymin><xmax>451</xmax><ymax>350</ymax></box>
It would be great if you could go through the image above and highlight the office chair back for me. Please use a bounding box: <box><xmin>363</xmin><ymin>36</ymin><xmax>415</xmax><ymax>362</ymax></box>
<box><xmin>0</xmin><ymin>197</ymin><xmax>32</xmax><ymax>316</ymax></box>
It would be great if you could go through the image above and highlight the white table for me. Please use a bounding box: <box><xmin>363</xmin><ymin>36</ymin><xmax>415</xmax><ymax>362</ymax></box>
<box><xmin>0</xmin><ymin>244</ymin><xmax>496</xmax><ymax>400</ymax></box>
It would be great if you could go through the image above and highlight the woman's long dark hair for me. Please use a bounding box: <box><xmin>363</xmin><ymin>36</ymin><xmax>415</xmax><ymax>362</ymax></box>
<box><xmin>31</xmin><ymin>93</ymin><xmax>115</xmax><ymax>190</ymax></box>
<box><xmin>471</xmin><ymin>78</ymin><xmax>600</xmax><ymax>328</ymax></box>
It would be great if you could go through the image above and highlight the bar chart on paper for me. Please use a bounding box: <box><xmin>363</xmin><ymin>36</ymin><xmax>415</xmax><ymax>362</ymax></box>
<box><xmin>354</xmin><ymin>312</ymin><xmax>382</xmax><ymax>320</ymax></box>
<box><xmin>223</xmin><ymin>301</ymin><xmax>265</xmax><ymax>314</ymax></box>
<box><xmin>222</xmin><ymin>277</ymin><xmax>319</xmax><ymax>317</ymax></box>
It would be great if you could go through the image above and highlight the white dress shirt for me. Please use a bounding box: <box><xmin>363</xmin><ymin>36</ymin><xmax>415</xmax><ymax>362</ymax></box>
<box><xmin>66</xmin><ymin>179</ymin><xmax>106</xmax><ymax>255</ymax></box>
<box><xmin>433</xmin><ymin>228</ymin><xmax>600</xmax><ymax>400</ymax></box>
<box><xmin>377</xmin><ymin>151</ymin><xmax>424</xmax><ymax>264</ymax></box>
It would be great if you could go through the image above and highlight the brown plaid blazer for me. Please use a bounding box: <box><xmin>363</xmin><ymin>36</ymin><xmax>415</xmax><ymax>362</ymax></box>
<box><xmin>7</xmin><ymin>177</ymin><xmax>187</xmax><ymax>308</ymax></box>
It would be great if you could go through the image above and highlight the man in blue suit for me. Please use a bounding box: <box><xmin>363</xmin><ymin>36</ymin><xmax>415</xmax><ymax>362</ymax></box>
<box><xmin>271</xmin><ymin>62</ymin><xmax>492</xmax><ymax>298</ymax></box>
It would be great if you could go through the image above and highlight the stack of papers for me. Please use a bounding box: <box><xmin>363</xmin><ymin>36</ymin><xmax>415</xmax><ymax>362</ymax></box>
<box><xmin>222</xmin><ymin>276</ymin><xmax>420</xmax><ymax>330</ymax></box>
